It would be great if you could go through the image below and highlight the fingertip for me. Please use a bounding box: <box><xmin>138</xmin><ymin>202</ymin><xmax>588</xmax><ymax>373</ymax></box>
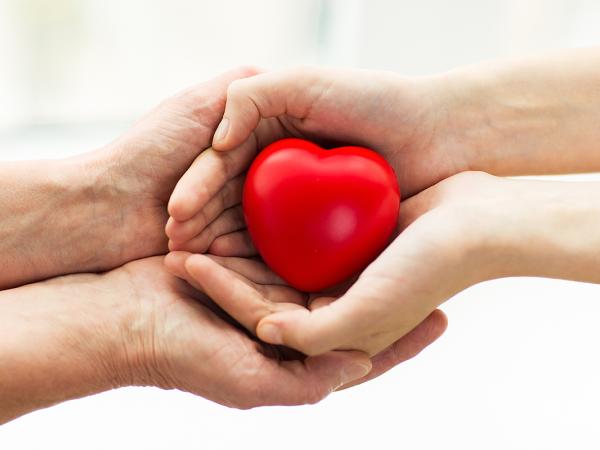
<box><xmin>167</xmin><ymin>196</ymin><xmax>192</xmax><ymax>222</ymax></box>
<box><xmin>169</xmin><ymin>183</ymin><xmax>211</xmax><ymax>222</ymax></box>
<box><xmin>184</xmin><ymin>253</ymin><xmax>213</xmax><ymax>276</ymax></box>
<box><xmin>211</xmin><ymin>117</ymin><xmax>230</xmax><ymax>150</ymax></box>
<box><xmin>164</xmin><ymin>216</ymin><xmax>177</xmax><ymax>239</ymax></box>
<box><xmin>257</xmin><ymin>310</ymin><xmax>314</xmax><ymax>351</ymax></box>
<box><xmin>308</xmin><ymin>350</ymin><xmax>372</xmax><ymax>389</ymax></box>
<box><xmin>229</xmin><ymin>64</ymin><xmax>263</xmax><ymax>80</ymax></box>
<box><xmin>168</xmin><ymin>239</ymin><xmax>183</xmax><ymax>251</ymax></box>
<box><xmin>429</xmin><ymin>309</ymin><xmax>449</xmax><ymax>337</ymax></box>
<box><xmin>256</xmin><ymin>321</ymin><xmax>284</xmax><ymax>346</ymax></box>
<box><xmin>165</xmin><ymin>219</ymin><xmax>194</xmax><ymax>245</ymax></box>
<box><xmin>164</xmin><ymin>251</ymin><xmax>192</xmax><ymax>278</ymax></box>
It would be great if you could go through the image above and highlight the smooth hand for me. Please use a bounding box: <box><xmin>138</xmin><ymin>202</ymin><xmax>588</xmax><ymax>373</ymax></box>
<box><xmin>165</xmin><ymin>66</ymin><xmax>471</xmax><ymax>251</ymax></box>
<box><xmin>166</xmin><ymin>171</ymin><xmax>600</xmax><ymax>356</ymax></box>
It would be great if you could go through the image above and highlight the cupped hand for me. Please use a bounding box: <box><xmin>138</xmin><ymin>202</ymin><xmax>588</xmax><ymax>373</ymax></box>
<box><xmin>111</xmin><ymin>257</ymin><xmax>374</xmax><ymax>408</ymax></box>
<box><xmin>163</xmin><ymin>251</ymin><xmax>448</xmax><ymax>385</ymax></box>
<box><xmin>165</xmin><ymin>66</ymin><xmax>470</xmax><ymax>252</ymax></box>
<box><xmin>88</xmin><ymin>66</ymin><xmax>259</xmax><ymax>264</ymax></box>
<box><xmin>167</xmin><ymin>172</ymin><xmax>504</xmax><ymax>357</ymax></box>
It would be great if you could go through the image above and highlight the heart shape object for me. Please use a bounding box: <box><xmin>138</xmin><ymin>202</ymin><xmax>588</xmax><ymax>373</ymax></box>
<box><xmin>243</xmin><ymin>138</ymin><xmax>400</xmax><ymax>292</ymax></box>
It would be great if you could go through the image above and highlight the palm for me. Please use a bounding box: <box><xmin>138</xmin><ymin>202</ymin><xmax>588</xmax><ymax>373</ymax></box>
<box><xmin>164</xmin><ymin>252</ymin><xmax>448</xmax><ymax>386</ymax></box>
<box><xmin>119</xmin><ymin>256</ymin><xmax>368</xmax><ymax>408</ymax></box>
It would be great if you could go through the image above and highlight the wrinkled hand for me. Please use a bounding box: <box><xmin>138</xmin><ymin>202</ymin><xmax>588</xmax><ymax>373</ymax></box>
<box><xmin>111</xmin><ymin>257</ymin><xmax>374</xmax><ymax>408</ymax></box>
<box><xmin>90</xmin><ymin>66</ymin><xmax>259</xmax><ymax>264</ymax></box>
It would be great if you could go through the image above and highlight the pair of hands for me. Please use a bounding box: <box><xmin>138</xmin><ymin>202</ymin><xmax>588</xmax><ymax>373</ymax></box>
<box><xmin>7</xmin><ymin>50</ymin><xmax>600</xmax><ymax>422</ymax></box>
<box><xmin>162</xmin><ymin>62</ymin><xmax>600</xmax><ymax>364</ymax></box>
<box><xmin>162</xmin><ymin>67</ymin><xmax>482</xmax><ymax>360</ymax></box>
<box><xmin>80</xmin><ymin>53</ymin><xmax>600</xmax><ymax>411</ymax></box>
<box><xmin>68</xmin><ymin>67</ymin><xmax>453</xmax><ymax>409</ymax></box>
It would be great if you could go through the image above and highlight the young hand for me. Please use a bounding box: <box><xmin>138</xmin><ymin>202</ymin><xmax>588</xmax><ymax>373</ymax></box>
<box><xmin>164</xmin><ymin>252</ymin><xmax>448</xmax><ymax>383</ymax></box>
<box><xmin>165</xmin><ymin>66</ymin><xmax>469</xmax><ymax>251</ymax></box>
<box><xmin>166</xmin><ymin>171</ymin><xmax>600</xmax><ymax>356</ymax></box>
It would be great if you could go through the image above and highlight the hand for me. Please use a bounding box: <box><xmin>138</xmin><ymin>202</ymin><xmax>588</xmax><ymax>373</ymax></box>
<box><xmin>165</xmin><ymin>66</ymin><xmax>471</xmax><ymax>251</ymax></box>
<box><xmin>165</xmin><ymin>172</ymin><xmax>503</xmax><ymax>357</ymax></box>
<box><xmin>0</xmin><ymin>67</ymin><xmax>263</xmax><ymax>288</ymax></box>
<box><xmin>201</xmin><ymin>171</ymin><xmax>600</xmax><ymax>357</ymax></box>
<box><xmin>78</xmin><ymin>66</ymin><xmax>260</xmax><ymax>268</ymax></box>
<box><xmin>0</xmin><ymin>256</ymin><xmax>377</xmax><ymax>423</ymax></box>
<box><xmin>116</xmin><ymin>257</ymin><xmax>383</xmax><ymax>407</ymax></box>
<box><xmin>164</xmin><ymin>252</ymin><xmax>448</xmax><ymax>383</ymax></box>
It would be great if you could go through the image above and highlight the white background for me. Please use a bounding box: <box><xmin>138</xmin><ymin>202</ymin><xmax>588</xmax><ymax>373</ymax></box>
<box><xmin>2</xmin><ymin>1</ymin><xmax>600</xmax><ymax>449</ymax></box>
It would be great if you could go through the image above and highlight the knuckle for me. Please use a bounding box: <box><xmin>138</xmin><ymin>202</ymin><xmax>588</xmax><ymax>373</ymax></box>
<box><xmin>294</xmin><ymin>332</ymin><xmax>322</xmax><ymax>356</ymax></box>
<box><xmin>233</xmin><ymin>65</ymin><xmax>262</xmax><ymax>78</ymax></box>
<box><xmin>231</xmin><ymin>399</ymin><xmax>256</xmax><ymax>410</ymax></box>
<box><xmin>302</xmin><ymin>384</ymin><xmax>329</xmax><ymax>405</ymax></box>
<box><xmin>226</xmin><ymin>79</ymin><xmax>248</xmax><ymax>99</ymax></box>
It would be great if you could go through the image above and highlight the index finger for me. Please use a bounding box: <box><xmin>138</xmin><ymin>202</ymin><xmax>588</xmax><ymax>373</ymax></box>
<box><xmin>168</xmin><ymin>136</ymin><xmax>256</xmax><ymax>221</ymax></box>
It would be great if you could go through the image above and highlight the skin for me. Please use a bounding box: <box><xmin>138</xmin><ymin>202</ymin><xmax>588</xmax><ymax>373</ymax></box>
<box><xmin>0</xmin><ymin>257</ymin><xmax>374</xmax><ymax>424</ymax></box>
<box><xmin>170</xmin><ymin>172</ymin><xmax>600</xmax><ymax>356</ymax></box>
<box><xmin>0</xmin><ymin>67</ymin><xmax>258</xmax><ymax>289</ymax></box>
<box><xmin>164</xmin><ymin>252</ymin><xmax>448</xmax><ymax>383</ymax></box>
<box><xmin>1</xmin><ymin>68</ymin><xmax>446</xmax><ymax>423</ymax></box>
<box><xmin>165</xmin><ymin>49</ymin><xmax>600</xmax><ymax>356</ymax></box>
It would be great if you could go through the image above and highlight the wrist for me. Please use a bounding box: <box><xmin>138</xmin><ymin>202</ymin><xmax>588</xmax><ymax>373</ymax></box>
<box><xmin>0</xmin><ymin>157</ymin><xmax>125</xmax><ymax>287</ymax></box>
<box><xmin>61</xmin><ymin>147</ymin><xmax>167</xmax><ymax>271</ymax></box>
<box><xmin>422</xmin><ymin>69</ymin><xmax>506</xmax><ymax>175</ymax></box>
<box><xmin>477</xmin><ymin>178</ymin><xmax>600</xmax><ymax>282</ymax></box>
<box><xmin>49</xmin><ymin>153</ymin><xmax>135</xmax><ymax>272</ymax></box>
<box><xmin>0</xmin><ymin>271</ymin><xmax>137</xmax><ymax>423</ymax></box>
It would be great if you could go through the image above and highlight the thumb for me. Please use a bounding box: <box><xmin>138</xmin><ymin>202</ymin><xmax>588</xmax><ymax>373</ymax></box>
<box><xmin>211</xmin><ymin>68</ymin><xmax>327</xmax><ymax>150</ymax></box>
<box><xmin>256</xmin><ymin>290</ymin><xmax>374</xmax><ymax>356</ymax></box>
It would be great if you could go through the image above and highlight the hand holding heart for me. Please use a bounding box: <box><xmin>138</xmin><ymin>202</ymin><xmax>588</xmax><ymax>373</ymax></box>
<box><xmin>164</xmin><ymin>67</ymin><xmax>467</xmax><ymax>357</ymax></box>
<box><xmin>166</xmin><ymin>67</ymin><xmax>587</xmax><ymax>359</ymax></box>
<box><xmin>166</xmin><ymin>169</ymin><xmax>495</xmax><ymax>357</ymax></box>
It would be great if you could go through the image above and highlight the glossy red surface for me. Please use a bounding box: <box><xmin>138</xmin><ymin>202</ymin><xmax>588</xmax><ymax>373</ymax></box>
<box><xmin>243</xmin><ymin>138</ymin><xmax>400</xmax><ymax>292</ymax></box>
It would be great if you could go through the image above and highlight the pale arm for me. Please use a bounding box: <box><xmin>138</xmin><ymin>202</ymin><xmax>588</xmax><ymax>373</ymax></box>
<box><xmin>442</xmin><ymin>47</ymin><xmax>600</xmax><ymax>176</ymax></box>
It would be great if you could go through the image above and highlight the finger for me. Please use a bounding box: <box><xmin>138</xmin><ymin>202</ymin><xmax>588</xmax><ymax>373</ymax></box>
<box><xmin>212</xmin><ymin>68</ymin><xmax>326</xmax><ymax>150</ymax></box>
<box><xmin>208</xmin><ymin>230</ymin><xmax>258</xmax><ymax>257</ymax></box>
<box><xmin>164</xmin><ymin>251</ymin><xmax>205</xmax><ymax>293</ymax></box>
<box><xmin>336</xmin><ymin>310</ymin><xmax>448</xmax><ymax>390</ymax></box>
<box><xmin>169</xmin><ymin>205</ymin><xmax>246</xmax><ymax>253</ymax></box>
<box><xmin>184</xmin><ymin>254</ymin><xmax>305</xmax><ymax>333</ymax></box>
<box><xmin>164</xmin><ymin>251</ymin><xmax>191</xmax><ymax>278</ymax></box>
<box><xmin>242</xmin><ymin>350</ymin><xmax>372</xmax><ymax>407</ymax></box>
<box><xmin>165</xmin><ymin>66</ymin><xmax>261</xmax><ymax>222</ymax></box>
<box><xmin>202</xmin><ymin>255</ymin><xmax>287</xmax><ymax>286</ymax></box>
<box><xmin>256</xmin><ymin>302</ymin><xmax>359</xmax><ymax>356</ymax></box>
<box><xmin>168</xmin><ymin>136</ymin><xmax>256</xmax><ymax>222</ymax></box>
<box><xmin>166</xmin><ymin>175</ymin><xmax>244</xmax><ymax>243</ymax></box>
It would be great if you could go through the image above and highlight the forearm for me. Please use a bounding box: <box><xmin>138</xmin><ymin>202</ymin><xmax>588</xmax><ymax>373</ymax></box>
<box><xmin>481</xmin><ymin>178</ymin><xmax>600</xmax><ymax>283</ymax></box>
<box><xmin>0</xmin><ymin>271</ymin><xmax>135</xmax><ymax>424</ymax></box>
<box><xmin>438</xmin><ymin>48</ymin><xmax>600</xmax><ymax>176</ymax></box>
<box><xmin>0</xmin><ymin>152</ymin><xmax>146</xmax><ymax>288</ymax></box>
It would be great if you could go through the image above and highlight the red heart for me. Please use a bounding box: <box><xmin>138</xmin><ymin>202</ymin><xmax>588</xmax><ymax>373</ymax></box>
<box><xmin>243</xmin><ymin>138</ymin><xmax>400</xmax><ymax>292</ymax></box>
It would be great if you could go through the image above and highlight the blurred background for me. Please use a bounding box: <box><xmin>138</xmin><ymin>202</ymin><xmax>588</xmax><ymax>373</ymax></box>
<box><xmin>2</xmin><ymin>0</ymin><xmax>600</xmax><ymax>449</ymax></box>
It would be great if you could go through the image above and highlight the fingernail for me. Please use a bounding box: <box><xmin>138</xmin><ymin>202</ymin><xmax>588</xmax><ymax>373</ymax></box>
<box><xmin>258</xmin><ymin>323</ymin><xmax>283</xmax><ymax>345</ymax></box>
<box><xmin>340</xmin><ymin>363</ymin><xmax>371</xmax><ymax>386</ymax></box>
<box><xmin>213</xmin><ymin>117</ymin><xmax>229</xmax><ymax>144</ymax></box>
